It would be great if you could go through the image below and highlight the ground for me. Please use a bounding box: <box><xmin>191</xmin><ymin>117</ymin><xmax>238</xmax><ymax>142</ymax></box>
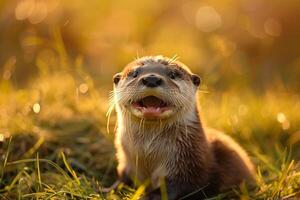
<box><xmin>0</xmin><ymin>69</ymin><xmax>300</xmax><ymax>199</ymax></box>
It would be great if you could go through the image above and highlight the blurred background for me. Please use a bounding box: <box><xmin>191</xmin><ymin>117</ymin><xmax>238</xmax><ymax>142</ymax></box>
<box><xmin>1</xmin><ymin>1</ymin><xmax>300</xmax><ymax>198</ymax></box>
<box><xmin>1</xmin><ymin>0</ymin><xmax>300</xmax><ymax>91</ymax></box>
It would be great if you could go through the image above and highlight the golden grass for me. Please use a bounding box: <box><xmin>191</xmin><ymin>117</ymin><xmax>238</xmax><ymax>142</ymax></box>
<box><xmin>0</xmin><ymin>70</ymin><xmax>299</xmax><ymax>199</ymax></box>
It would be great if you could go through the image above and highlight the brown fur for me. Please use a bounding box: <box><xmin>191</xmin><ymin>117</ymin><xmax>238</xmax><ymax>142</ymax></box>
<box><xmin>110</xmin><ymin>56</ymin><xmax>255</xmax><ymax>200</ymax></box>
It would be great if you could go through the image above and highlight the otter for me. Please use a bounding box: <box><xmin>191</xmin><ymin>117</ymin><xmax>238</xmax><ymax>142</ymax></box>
<box><xmin>109</xmin><ymin>56</ymin><xmax>255</xmax><ymax>200</ymax></box>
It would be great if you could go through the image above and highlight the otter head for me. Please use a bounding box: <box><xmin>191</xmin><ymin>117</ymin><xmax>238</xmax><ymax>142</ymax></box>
<box><xmin>112</xmin><ymin>56</ymin><xmax>201</xmax><ymax>123</ymax></box>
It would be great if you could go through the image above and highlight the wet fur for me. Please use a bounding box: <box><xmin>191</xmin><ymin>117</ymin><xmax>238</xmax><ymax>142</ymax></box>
<box><xmin>110</xmin><ymin>56</ymin><xmax>255</xmax><ymax>200</ymax></box>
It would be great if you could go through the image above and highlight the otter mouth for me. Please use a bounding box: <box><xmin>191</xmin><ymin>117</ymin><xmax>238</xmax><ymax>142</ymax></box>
<box><xmin>132</xmin><ymin>95</ymin><xmax>172</xmax><ymax>118</ymax></box>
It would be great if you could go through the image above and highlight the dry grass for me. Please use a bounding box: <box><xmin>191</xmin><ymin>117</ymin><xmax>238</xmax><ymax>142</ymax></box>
<box><xmin>0</xmin><ymin>68</ymin><xmax>299</xmax><ymax>199</ymax></box>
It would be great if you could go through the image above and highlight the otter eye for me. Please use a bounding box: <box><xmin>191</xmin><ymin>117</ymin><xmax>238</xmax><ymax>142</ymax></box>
<box><xmin>191</xmin><ymin>74</ymin><xmax>201</xmax><ymax>86</ymax></box>
<box><xmin>128</xmin><ymin>69</ymin><xmax>139</xmax><ymax>78</ymax></box>
<box><xmin>168</xmin><ymin>71</ymin><xmax>180</xmax><ymax>79</ymax></box>
<box><xmin>113</xmin><ymin>73</ymin><xmax>122</xmax><ymax>84</ymax></box>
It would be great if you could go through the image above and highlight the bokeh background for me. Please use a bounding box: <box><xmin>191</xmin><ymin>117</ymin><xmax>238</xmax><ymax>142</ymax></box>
<box><xmin>1</xmin><ymin>0</ymin><xmax>300</xmax><ymax>90</ymax></box>
<box><xmin>1</xmin><ymin>0</ymin><xmax>300</xmax><ymax>199</ymax></box>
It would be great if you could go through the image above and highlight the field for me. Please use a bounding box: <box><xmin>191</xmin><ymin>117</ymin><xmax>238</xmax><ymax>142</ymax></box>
<box><xmin>1</xmin><ymin>66</ymin><xmax>299</xmax><ymax>199</ymax></box>
<box><xmin>1</xmin><ymin>0</ymin><xmax>300</xmax><ymax>199</ymax></box>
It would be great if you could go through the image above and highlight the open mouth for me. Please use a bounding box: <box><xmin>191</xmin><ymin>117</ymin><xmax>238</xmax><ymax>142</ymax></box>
<box><xmin>132</xmin><ymin>95</ymin><xmax>172</xmax><ymax>118</ymax></box>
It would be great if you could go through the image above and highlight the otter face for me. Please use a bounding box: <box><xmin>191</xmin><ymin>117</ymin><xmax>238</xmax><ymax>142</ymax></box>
<box><xmin>112</xmin><ymin>56</ymin><xmax>201</xmax><ymax>121</ymax></box>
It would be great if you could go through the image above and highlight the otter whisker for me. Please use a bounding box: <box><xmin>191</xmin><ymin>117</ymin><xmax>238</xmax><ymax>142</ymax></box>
<box><xmin>106</xmin><ymin>91</ymin><xmax>119</xmax><ymax>134</ymax></box>
<box><xmin>197</xmin><ymin>89</ymin><xmax>210</xmax><ymax>94</ymax></box>
<box><xmin>184</xmin><ymin>119</ymin><xmax>188</xmax><ymax>138</ymax></box>
<box><xmin>138</xmin><ymin>118</ymin><xmax>143</xmax><ymax>135</ymax></box>
<box><xmin>106</xmin><ymin>106</ymin><xmax>114</xmax><ymax>134</ymax></box>
<box><xmin>168</xmin><ymin>54</ymin><xmax>180</xmax><ymax>65</ymax></box>
<box><xmin>159</xmin><ymin>119</ymin><xmax>163</xmax><ymax>131</ymax></box>
<box><xmin>142</xmin><ymin>118</ymin><xmax>146</xmax><ymax>135</ymax></box>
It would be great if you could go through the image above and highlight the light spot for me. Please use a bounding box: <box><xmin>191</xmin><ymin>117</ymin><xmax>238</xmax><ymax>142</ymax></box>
<box><xmin>277</xmin><ymin>112</ymin><xmax>290</xmax><ymax>130</ymax></box>
<box><xmin>264</xmin><ymin>18</ymin><xmax>282</xmax><ymax>37</ymax></box>
<box><xmin>277</xmin><ymin>112</ymin><xmax>286</xmax><ymax>123</ymax></box>
<box><xmin>33</xmin><ymin>103</ymin><xmax>41</xmax><ymax>114</ymax></box>
<box><xmin>15</xmin><ymin>0</ymin><xmax>47</xmax><ymax>24</ymax></box>
<box><xmin>15</xmin><ymin>0</ymin><xmax>34</xmax><ymax>20</ymax></box>
<box><xmin>195</xmin><ymin>6</ymin><xmax>222</xmax><ymax>32</ymax></box>
<box><xmin>0</xmin><ymin>134</ymin><xmax>4</xmax><ymax>142</ymax></box>
<box><xmin>28</xmin><ymin>1</ymin><xmax>48</xmax><ymax>24</ymax></box>
<box><xmin>79</xmin><ymin>83</ymin><xmax>89</xmax><ymax>94</ymax></box>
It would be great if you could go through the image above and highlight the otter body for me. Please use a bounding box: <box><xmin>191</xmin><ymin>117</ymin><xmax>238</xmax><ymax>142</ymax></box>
<box><xmin>110</xmin><ymin>56</ymin><xmax>254</xmax><ymax>199</ymax></box>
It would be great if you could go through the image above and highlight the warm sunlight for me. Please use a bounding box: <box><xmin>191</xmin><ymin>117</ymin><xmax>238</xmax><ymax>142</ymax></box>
<box><xmin>1</xmin><ymin>0</ymin><xmax>299</xmax><ymax>199</ymax></box>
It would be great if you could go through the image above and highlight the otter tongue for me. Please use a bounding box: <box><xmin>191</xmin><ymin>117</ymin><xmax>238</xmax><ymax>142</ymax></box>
<box><xmin>142</xmin><ymin>96</ymin><xmax>163</xmax><ymax>108</ymax></box>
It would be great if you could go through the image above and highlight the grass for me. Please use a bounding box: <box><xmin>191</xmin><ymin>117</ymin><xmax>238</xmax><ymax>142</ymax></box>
<box><xmin>0</xmin><ymin>67</ymin><xmax>300</xmax><ymax>199</ymax></box>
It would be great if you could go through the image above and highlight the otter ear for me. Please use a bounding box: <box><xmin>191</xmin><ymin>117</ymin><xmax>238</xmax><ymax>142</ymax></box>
<box><xmin>191</xmin><ymin>74</ymin><xmax>201</xmax><ymax>86</ymax></box>
<box><xmin>113</xmin><ymin>73</ymin><xmax>122</xmax><ymax>84</ymax></box>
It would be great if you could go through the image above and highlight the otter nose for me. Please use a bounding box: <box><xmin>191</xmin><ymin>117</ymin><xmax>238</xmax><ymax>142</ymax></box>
<box><xmin>142</xmin><ymin>75</ymin><xmax>162</xmax><ymax>87</ymax></box>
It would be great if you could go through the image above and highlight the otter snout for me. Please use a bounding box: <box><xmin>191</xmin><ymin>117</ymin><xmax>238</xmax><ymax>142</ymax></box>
<box><xmin>141</xmin><ymin>74</ymin><xmax>163</xmax><ymax>88</ymax></box>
